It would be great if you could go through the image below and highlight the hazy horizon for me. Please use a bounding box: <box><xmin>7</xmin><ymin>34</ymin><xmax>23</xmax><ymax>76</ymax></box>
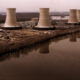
<box><xmin>0</xmin><ymin>0</ymin><xmax>80</xmax><ymax>12</ymax></box>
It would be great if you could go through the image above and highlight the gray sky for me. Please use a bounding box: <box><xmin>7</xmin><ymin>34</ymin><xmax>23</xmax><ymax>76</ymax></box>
<box><xmin>0</xmin><ymin>0</ymin><xmax>80</xmax><ymax>12</ymax></box>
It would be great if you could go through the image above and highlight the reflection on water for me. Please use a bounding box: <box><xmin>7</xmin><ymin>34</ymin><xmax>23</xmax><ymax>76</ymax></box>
<box><xmin>0</xmin><ymin>32</ymin><xmax>80</xmax><ymax>80</ymax></box>
<box><xmin>69</xmin><ymin>33</ymin><xmax>77</xmax><ymax>42</ymax></box>
<box><xmin>39</xmin><ymin>41</ymin><xmax>50</xmax><ymax>54</ymax></box>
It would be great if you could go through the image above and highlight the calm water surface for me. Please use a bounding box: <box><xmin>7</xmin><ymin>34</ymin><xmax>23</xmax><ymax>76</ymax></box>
<box><xmin>0</xmin><ymin>33</ymin><xmax>80</xmax><ymax>80</ymax></box>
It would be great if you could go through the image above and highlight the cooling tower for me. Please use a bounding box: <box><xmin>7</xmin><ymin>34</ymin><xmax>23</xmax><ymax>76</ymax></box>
<box><xmin>4</xmin><ymin>8</ymin><xmax>21</xmax><ymax>29</ymax></box>
<box><xmin>68</xmin><ymin>9</ymin><xmax>78</xmax><ymax>24</ymax></box>
<box><xmin>77</xmin><ymin>10</ymin><xmax>80</xmax><ymax>23</ymax></box>
<box><xmin>35</xmin><ymin>8</ymin><xmax>53</xmax><ymax>29</ymax></box>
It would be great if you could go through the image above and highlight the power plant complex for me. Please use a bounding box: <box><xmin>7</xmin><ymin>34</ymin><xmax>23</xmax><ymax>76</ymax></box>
<box><xmin>0</xmin><ymin>8</ymin><xmax>80</xmax><ymax>29</ymax></box>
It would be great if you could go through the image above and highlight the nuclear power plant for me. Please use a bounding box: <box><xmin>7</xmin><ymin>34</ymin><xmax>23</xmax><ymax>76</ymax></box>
<box><xmin>68</xmin><ymin>9</ymin><xmax>78</xmax><ymax>24</ymax></box>
<box><xmin>0</xmin><ymin>8</ymin><xmax>80</xmax><ymax>30</ymax></box>
<box><xmin>0</xmin><ymin>1</ymin><xmax>80</xmax><ymax>80</ymax></box>
<box><xmin>35</xmin><ymin>8</ymin><xmax>53</xmax><ymax>29</ymax></box>
<box><xmin>77</xmin><ymin>10</ymin><xmax>80</xmax><ymax>23</ymax></box>
<box><xmin>3</xmin><ymin>8</ymin><xmax>21</xmax><ymax>29</ymax></box>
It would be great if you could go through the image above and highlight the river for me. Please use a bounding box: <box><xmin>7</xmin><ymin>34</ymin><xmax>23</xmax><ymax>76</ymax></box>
<box><xmin>0</xmin><ymin>32</ymin><xmax>80</xmax><ymax>80</ymax></box>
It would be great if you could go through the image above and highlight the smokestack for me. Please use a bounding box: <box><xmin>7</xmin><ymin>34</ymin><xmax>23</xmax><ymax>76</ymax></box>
<box><xmin>4</xmin><ymin>8</ymin><xmax>21</xmax><ymax>29</ymax></box>
<box><xmin>68</xmin><ymin>9</ymin><xmax>78</xmax><ymax>24</ymax></box>
<box><xmin>77</xmin><ymin>10</ymin><xmax>80</xmax><ymax>23</ymax></box>
<box><xmin>35</xmin><ymin>8</ymin><xmax>53</xmax><ymax>29</ymax></box>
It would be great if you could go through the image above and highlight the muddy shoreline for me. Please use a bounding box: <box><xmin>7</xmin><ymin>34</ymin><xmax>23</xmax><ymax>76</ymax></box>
<box><xmin>0</xmin><ymin>22</ymin><xmax>80</xmax><ymax>54</ymax></box>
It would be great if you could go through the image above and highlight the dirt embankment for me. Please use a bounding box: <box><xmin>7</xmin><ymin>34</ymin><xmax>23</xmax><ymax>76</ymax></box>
<box><xmin>0</xmin><ymin>25</ymin><xmax>80</xmax><ymax>54</ymax></box>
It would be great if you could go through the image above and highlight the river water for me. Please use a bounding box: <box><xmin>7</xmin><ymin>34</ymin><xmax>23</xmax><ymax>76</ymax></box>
<box><xmin>0</xmin><ymin>32</ymin><xmax>80</xmax><ymax>80</ymax></box>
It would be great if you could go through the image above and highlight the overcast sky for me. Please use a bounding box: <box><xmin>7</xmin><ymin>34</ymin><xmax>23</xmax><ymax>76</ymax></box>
<box><xmin>0</xmin><ymin>0</ymin><xmax>80</xmax><ymax>12</ymax></box>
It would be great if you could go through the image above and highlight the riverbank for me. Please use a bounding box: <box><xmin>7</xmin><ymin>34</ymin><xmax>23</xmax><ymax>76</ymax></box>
<box><xmin>0</xmin><ymin>22</ymin><xmax>80</xmax><ymax>54</ymax></box>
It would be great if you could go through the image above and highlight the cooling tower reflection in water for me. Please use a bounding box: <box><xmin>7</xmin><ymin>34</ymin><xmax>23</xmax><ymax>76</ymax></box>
<box><xmin>0</xmin><ymin>33</ymin><xmax>80</xmax><ymax>80</ymax></box>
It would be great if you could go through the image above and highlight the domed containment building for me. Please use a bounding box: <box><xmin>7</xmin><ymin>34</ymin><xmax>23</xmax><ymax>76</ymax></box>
<box><xmin>3</xmin><ymin>8</ymin><xmax>22</xmax><ymax>29</ymax></box>
<box><xmin>32</xmin><ymin>18</ymin><xmax>38</xmax><ymax>22</ymax></box>
<box><xmin>68</xmin><ymin>9</ymin><xmax>78</xmax><ymax>24</ymax></box>
<box><xmin>77</xmin><ymin>10</ymin><xmax>80</xmax><ymax>23</ymax></box>
<box><xmin>35</xmin><ymin>8</ymin><xmax>54</xmax><ymax>30</ymax></box>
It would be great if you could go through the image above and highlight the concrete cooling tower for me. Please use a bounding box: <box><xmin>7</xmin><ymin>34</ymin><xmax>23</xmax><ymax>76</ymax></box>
<box><xmin>4</xmin><ymin>8</ymin><xmax>21</xmax><ymax>29</ymax></box>
<box><xmin>68</xmin><ymin>9</ymin><xmax>78</xmax><ymax>24</ymax></box>
<box><xmin>35</xmin><ymin>8</ymin><xmax>54</xmax><ymax>29</ymax></box>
